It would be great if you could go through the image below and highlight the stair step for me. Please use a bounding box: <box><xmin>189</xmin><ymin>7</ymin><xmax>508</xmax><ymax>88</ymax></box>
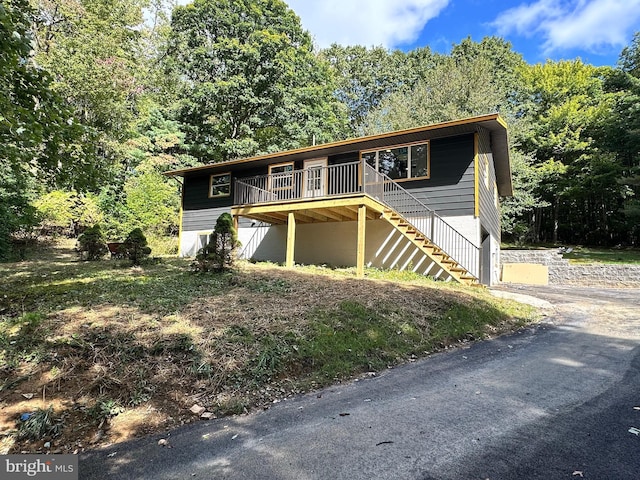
<box><xmin>450</xmin><ymin>267</ymin><xmax>467</xmax><ymax>273</ymax></box>
<box><xmin>460</xmin><ymin>275</ymin><xmax>477</xmax><ymax>281</ymax></box>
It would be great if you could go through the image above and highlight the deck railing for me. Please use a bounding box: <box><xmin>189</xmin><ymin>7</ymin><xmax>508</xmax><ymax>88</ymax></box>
<box><xmin>233</xmin><ymin>161</ymin><xmax>479</xmax><ymax>279</ymax></box>
<box><xmin>234</xmin><ymin>162</ymin><xmax>361</xmax><ymax>205</ymax></box>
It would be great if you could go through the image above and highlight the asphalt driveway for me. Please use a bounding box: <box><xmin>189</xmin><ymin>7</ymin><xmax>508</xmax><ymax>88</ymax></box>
<box><xmin>80</xmin><ymin>285</ymin><xmax>640</xmax><ymax>479</ymax></box>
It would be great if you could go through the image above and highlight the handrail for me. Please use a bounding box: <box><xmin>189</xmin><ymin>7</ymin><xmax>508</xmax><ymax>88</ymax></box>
<box><xmin>238</xmin><ymin>221</ymin><xmax>269</xmax><ymax>259</ymax></box>
<box><xmin>362</xmin><ymin>163</ymin><xmax>479</xmax><ymax>278</ymax></box>
<box><xmin>232</xmin><ymin>161</ymin><xmax>479</xmax><ymax>279</ymax></box>
<box><xmin>233</xmin><ymin>162</ymin><xmax>361</xmax><ymax>205</ymax></box>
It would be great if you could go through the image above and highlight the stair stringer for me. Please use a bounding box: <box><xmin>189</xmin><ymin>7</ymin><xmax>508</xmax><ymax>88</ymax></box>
<box><xmin>381</xmin><ymin>208</ymin><xmax>479</xmax><ymax>286</ymax></box>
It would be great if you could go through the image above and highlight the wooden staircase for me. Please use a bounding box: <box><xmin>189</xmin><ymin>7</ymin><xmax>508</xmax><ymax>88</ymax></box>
<box><xmin>381</xmin><ymin>208</ymin><xmax>479</xmax><ymax>286</ymax></box>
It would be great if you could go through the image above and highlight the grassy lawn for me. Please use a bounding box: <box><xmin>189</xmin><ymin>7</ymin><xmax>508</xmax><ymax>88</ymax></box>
<box><xmin>502</xmin><ymin>244</ymin><xmax>640</xmax><ymax>264</ymax></box>
<box><xmin>561</xmin><ymin>246</ymin><xmax>640</xmax><ymax>265</ymax></box>
<box><xmin>0</xmin><ymin>242</ymin><xmax>538</xmax><ymax>454</ymax></box>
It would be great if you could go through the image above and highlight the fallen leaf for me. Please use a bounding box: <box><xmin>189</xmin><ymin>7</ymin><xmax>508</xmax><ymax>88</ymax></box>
<box><xmin>376</xmin><ymin>441</ymin><xmax>394</xmax><ymax>446</ymax></box>
<box><xmin>231</xmin><ymin>434</ymin><xmax>238</xmax><ymax>440</ymax></box>
<box><xmin>339</xmin><ymin>413</ymin><xmax>350</xmax><ymax>417</ymax></box>
<box><xmin>572</xmin><ymin>471</ymin><xmax>583</xmax><ymax>477</ymax></box>
<box><xmin>628</xmin><ymin>427</ymin><xmax>640</xmax><ymax>436</ymax></box>
<box><xmin>21</xmin><ymin>393</ymin><xmax>34</xmax><ymax>399</ymax></box>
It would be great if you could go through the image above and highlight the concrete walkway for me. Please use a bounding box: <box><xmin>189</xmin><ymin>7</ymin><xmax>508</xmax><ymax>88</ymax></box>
<box><xmin>80</xmin><ymin>286</ymin><xmax>640</xmax><ymax>479</ymax></box>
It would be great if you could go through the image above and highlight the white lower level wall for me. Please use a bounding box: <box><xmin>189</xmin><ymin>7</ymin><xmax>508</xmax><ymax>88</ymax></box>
<box><xmin>180</xmin><ymin>214</ymin><xmax>499</xmax><ymax>284</ymax></box>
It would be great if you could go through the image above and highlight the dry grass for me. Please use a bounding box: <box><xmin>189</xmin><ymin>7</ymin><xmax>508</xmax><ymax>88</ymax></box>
<box><xmin>0</xmin><ymin>242</ymin><xmax>537</xmax><ymax>454</ymax></box>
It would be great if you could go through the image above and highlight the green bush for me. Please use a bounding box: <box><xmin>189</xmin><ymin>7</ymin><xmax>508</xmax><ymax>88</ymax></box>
<box><xmin>77</xmin><ymin>225</ymin><xmax>107</xmax><ymax>260</ymax></box>
<box><xmin>194</xmin><ymin>213</ymin><xmax>239</xmax><ymax>272</ymax></box>
<box><xmin>121</xmin><ymin>228</ymin><xmax>152</xmax><ymax>265</ymax></box>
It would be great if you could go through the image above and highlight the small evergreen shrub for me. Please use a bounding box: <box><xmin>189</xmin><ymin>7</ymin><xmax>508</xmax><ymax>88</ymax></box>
<box><xmin>194</xmin><ymin>213</ymin><xmax>240</xmax><ymax>272</ymax></box>
<box><xmin>77</xmin><ymin>225</ymin><xmax>108</xmax><ymax>261</ymax></box>
<box><xmin>121</xmin><ymin>228</ymin><xmax>152</xmax><ymax>265</ymax></box>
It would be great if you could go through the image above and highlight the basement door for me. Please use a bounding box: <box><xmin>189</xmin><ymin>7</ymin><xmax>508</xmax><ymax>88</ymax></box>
<box><xmin>303</xmin><ymin>158</ymin><xmax>327</xmax><ymax>198</ymax></box>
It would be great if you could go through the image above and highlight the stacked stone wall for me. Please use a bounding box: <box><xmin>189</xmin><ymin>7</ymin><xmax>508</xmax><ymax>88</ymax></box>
<box><xmin>500</xmin><ymin>250</ymin><xmax>640</xmax><ymax>287</ymax></box>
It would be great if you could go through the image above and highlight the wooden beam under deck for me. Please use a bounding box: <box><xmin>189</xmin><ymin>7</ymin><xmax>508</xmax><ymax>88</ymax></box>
<box><xmin>286</xmin><ymin>212</ymin><xmax>296</xmax><ymax>268</ymax></box>
<box><xmin>231</xmin><ymin>195</ymin><xmax>386</xmax><ymax>225</ymax></box>
<box><xmin>356</xmin><ymin>205</ymin><xmax>367</xmax><ymax>278</ymax></box>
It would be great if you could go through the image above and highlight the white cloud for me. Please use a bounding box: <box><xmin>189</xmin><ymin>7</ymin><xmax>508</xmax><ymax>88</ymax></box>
<box><xmin>491</xmin><ymin>0</ymin><xmax>640</xmax><ymax>54</ymax></box>
<box><xmin>285</xmin><ymin>0</ymin><xmax>450</xmax><ymax>48</ymax></box>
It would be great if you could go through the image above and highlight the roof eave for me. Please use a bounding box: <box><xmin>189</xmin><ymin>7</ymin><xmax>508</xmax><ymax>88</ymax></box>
<box><xmin>163</xmin><ymin>113</ymin><xmax>511</xmax><ymax>179</ymax></box>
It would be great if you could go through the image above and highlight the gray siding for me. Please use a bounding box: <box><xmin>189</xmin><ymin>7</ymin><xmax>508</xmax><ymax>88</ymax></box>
<box><xmin>181</xmin><ymin>134</ymin><xmax>478</xmax><ymax>231</ymax></box>
<box><xmin>182</xmin><ymin>175</ymin><xmax>233</xmax><ymax>231</ymax></box>
<box><xmin>182</xmin><ymin>207</ymin><xmax>229</xmax><ymax>231</ymax></box>
<box><xmin>477</xmin><ymin>128</ymin><xmax>501</xmax><ymax>239</ymax></box>
<box><xmin>404</xmin><ymin>134</ymin><xmax>475</xmax><ymax>217</ymax></box>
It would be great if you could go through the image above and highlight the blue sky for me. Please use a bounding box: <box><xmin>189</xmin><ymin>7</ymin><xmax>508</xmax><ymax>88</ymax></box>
<box><xmin>285</xmin><ymin>0</ymin><xmax>640</xmax><ymax>66</ymax></box>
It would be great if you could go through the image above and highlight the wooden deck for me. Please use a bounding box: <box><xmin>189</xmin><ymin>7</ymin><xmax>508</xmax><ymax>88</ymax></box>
<box><xmin>230</xmin><ymin>194</ymin><xmax>385</xmax><ymax>225</ymax></box>
<box><xmin>230</xmin><ymin>162</ymin><xmax>479</xmax><ymax>284</ymax></box>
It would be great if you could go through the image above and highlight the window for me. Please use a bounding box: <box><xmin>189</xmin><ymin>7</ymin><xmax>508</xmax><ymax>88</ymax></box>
<box><xmin>209</xmin><ymin>173</ymin><xmax>231</xmax><ymax>198</ymax></box>
<box><xmin>362</xmin><ymin>142</ymin><xmax>429</xmax><ymax>180</ymax></box>
<box><xmin>268</xmin><ymin>162</ymin><xmax>294</xmax><ymax>191</ymax></box>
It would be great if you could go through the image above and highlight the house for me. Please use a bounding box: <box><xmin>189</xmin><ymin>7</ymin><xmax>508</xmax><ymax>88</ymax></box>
<box><xmin>164</xmin><ymin>113</ymin><xmax>512</xmax><ymax>286</ymax></box>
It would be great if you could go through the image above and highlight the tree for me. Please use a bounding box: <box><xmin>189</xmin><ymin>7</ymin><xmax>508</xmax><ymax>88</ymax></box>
<box><xmin>450</xmin><ymin>36</ymin><xmax>525</xmax><ymax>112</ymax></box>
<box><xmin>30</xmin><ymin>0</ymin><xmax>148</xmax><ymax>190</ymax></box>
<box><xmin>0</xmin><ymin>0</ymin><xmax>81</xmax><ymax>259</ymax></box>
<box><xmin>123</xmin><ymin>170</ymin><xmax>180</xmax><ymax>236</ymax></box>
<box><xmin>120</xmin><ymin>227</ymin><xmax>152</xmax><ymax>265</ymax></box>
<box><xmin>514</xmin><ymin>60</ymin><xmax>620</xmax><ymax>244</ymax></box>
<box><xmin>34</xmin><ymin>190</ymin><xmax>105</xmax><ymax>235</ymax></box>
<box><xmin>77</xmin><ymin>224</ymin><xmax>107</xmax><ymax>260</ymax></box>
<box><xmin>167</xmin><ymin>0</ymin><xmax>347</xmax><ymax>163</ymax></box>
<box><xmin>619</xmin><ymin>31</ymin><xmax>640</xmax><ymax>78</ymax></box>
<box><xmin>360</xmin><ymin>54</ymin><xmax>504</xmax><ymax>135</ymax></box>
<box><xmin>194</xmin><ymin>213</ymin><xmax>239</xmax><ymax>272</ymax></box>
<box><xmin>321</xmin><ymin>45</ymin><xmax>436</xmax><ymax>135</ymax></box>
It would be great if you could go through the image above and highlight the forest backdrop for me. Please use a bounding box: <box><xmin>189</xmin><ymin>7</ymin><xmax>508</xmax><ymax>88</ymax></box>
<box><xmin>2</xmin><ymin>0</ymin><xmax>639</xmax><ymax>260</ymax></box>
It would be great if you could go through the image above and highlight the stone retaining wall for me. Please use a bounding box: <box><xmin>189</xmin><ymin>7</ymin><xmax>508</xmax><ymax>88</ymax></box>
<box><xmin>500</xmin><ymin>250</ymin><xmax>640</xmax><ymax>287</ymax></box>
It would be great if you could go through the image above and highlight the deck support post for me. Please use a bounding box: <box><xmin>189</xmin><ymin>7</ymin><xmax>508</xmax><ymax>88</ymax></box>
<box><xmin>232</xmin><ymin>214</ymin><xmax>239</xmax><ymax>232</ymax></box>
<box><xmin>286</xmin><ymin>212</ymin><xmax>296</xmax><ymax>268</ymax></box>
<box><xmin>356</xmin><ymin>205</ymin><xmax>366</xmax><ymax>278</ymax></box>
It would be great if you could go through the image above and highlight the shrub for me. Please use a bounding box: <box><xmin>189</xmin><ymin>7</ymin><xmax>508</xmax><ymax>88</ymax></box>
<box><xmin>77</xmin><ymin>225</ymin><xmax>107</xmax><ymax>260</ymax></box>
<box><xmin>194</xmin><ymin>213</ymin><xmax>239</xmax><ymax>272</ymax></box>
<box><xmin>120</xmin><ymin>228</ymin><xmax>152</xmax><ymax>265</ymax></box>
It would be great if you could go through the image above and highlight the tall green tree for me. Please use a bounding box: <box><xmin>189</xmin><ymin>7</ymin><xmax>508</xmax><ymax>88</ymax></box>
<box><xmin>320</xmin><ymin>45</ymin><xmax>437</xmax><ymax>135</ymax></box>
<box><xmin>0</xmin><ymin>0</ymin><xmax>82</xmax><ymax>258</ymax></box>
<box><xmin>360</xmin><ymin>53</ymin><xmax>506</xmax><ymax>134</ymax></box>
<box><xmin>593</xmin><ymin>38</ymin><xmax>640</xmax><ymax>245</ymax></box>
<box><xmin>514</xmin><ymin>60</ymin><xmax>619</xmax><ymax>244</ymax></box>
<box><xmin>30</xmin><ymin>0</ymin><xmax>147</xmax><ymax>188</ymax></box>
<box><xmin>619</xmin><ymin>31</ymin><xmax>640</xmax><ymax>78</ymax></box>
<box><xmin>167</xmin><ymin>0</ymin><xmax>347</xmax><ymax>163</ymax></box>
